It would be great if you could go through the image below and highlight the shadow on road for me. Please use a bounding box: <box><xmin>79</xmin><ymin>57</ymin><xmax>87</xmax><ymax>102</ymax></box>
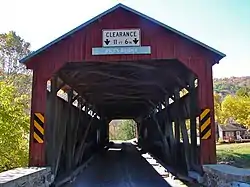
<box><xmin>64</xmin><ymin>142</ymin><xmax>172</xmax><ymax>187</ymax></box>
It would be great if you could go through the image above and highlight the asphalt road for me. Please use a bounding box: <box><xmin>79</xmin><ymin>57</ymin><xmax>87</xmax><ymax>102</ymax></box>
<box><xmin>64</xmin><ymin>143</ymin><xmax>171</xmax><ymax>187</ymax></box>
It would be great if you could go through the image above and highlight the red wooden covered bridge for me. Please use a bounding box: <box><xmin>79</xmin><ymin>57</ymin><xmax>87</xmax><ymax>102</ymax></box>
<box><xmin>20</xmin><ymin>3</ymin><xmax>225</xmax><ymax>185</ymax></box>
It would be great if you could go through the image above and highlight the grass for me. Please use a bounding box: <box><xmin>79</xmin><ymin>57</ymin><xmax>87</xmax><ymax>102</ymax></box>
<box><xmin>217</xmin><ymin>142</ymin><xmax>250</xmax><ymax>168</ymax></box>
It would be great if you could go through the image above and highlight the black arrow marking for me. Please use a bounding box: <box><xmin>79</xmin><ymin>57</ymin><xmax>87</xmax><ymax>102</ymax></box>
<box><xmin>104</xmin><ymin>39</ymin><xmax>110</xmax><ymax>45</ymax></box>
<box><xmin>133</xmin><ymin>38</ymin><xmax>139</xmax><ymax>44</ymax></box>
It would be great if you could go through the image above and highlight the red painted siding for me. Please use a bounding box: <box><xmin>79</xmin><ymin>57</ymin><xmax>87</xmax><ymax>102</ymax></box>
<box><xmin>29</xmin><ymin>71</ymin><xmax>46</xmax><ymax>166</ymax></box>
<box><xmin>27</xmin><ymin>7</ymin><xmax>216</xmax><ymax>165</ymax></box>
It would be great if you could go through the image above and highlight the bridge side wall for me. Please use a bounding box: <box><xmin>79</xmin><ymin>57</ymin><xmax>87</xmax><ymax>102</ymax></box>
<box><xmin>29</xmin><ymin>71</ymin><xmax>47</xmax><ymax>166</ymax></box>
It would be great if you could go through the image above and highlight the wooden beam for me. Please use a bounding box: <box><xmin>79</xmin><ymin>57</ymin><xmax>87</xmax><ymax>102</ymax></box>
<box><xmin>77</xmin><ymin>82</ymin><xmax>166</xmax><ymax>94</ymax></box>
<box><xmin>101</xmin><ymin>60</ymin><xmax>157</xmax><ymax>70</ymax></box>
<box><xmin>62</xmin><ymin>60</ymin><xmax>157</xmax><ymax>71</ymax></box>
<box><xmin>179</xmin><ymin>118</ymin><xmax>191</xmax><ymax>172</ymax></box>
<box><xmin>72</xmin><ymin>98</ymin><xmax>83</xmax><ymax>163</ymax></box>
<box><xmin>174</xmin><ymin>89</ymin><xmax>180</xmax><ymax>144</ymax></box>
<box><xmin>66</xmin><ymin>90</ymin><xmax>74</xmax><ymax>171</ymax></box>
<box><xmin>84</xmin><ymin>92</ymin><xmax>161</xmax><ymax>103</ymax></box>
<box><xmin>51</xmin><ymin>75</ymin><xmax>59</xmax><ymax>175</ymax></box>
<box><xmin>163</xmin><ymin>95</ymin><xmax>175</xmax><ymax>166</ymax></box>
<box><xmin>71</xmin><ymin>94</ymin><xmax>79</xmax><ymax>104</ymax></box>
<box><xmin>58</xmin><ymin>73</ymin><xmax>101</xmax><ymax>115</ymax></box>
<box><xmin>152</xmin><ymin>114</ymin><xmax>172</xmax><ymax>163</ymax></box>
<box><xmin>83</xmin><ymin>70</ymin><xmax>134</xmax><ymax>81</ymax></box>
<box><xmin>103</xmin><ymin>92</ymin><xmax>144</xmax><ymax>99</ymax></box>
<box><xmin>71</xmin><ymin>70</ymin><xmax>167</xmax><ymax>94</ymax></box>
<box><xmin>54</xmin><ymin>96</ymin><xmax>68</xmax><ymax>176</ymax></box>
<box><xmin>76</xmin><ymin>115</ymin><xmax>95</xmax><ymax>165</ymax></box>
<box><xmin>77</xmin><ymin>81</ymin><xmax>162</xmax><ymax>86</ymax></box>
<box><xmin>56</xmin><ymin>82</ymin><xmax>66</xmax><ymax>93</ymax></box>
<box><xmin>189</xmin><ymin>75</ymin><xmax>199</xmax><ymax>167</ymax></box>
<box><xmin>45</xmin><ymin>86</ymin><xmax>56</xmax><ymax>167</ymax></box>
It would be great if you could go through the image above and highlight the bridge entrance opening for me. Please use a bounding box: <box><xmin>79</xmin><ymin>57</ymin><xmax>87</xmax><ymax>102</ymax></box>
<box><xmin>44</xmin><ymin>59</ymin><xmax>200</xmax><ymax>183</ymax></box>
<box><xmin>109</xmin><ymin>120</ymin><xmax>137</xmax><ymax>141</ymax></box>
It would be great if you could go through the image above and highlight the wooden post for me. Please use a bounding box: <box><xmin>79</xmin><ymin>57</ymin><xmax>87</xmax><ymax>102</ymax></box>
<box><xmin>137</xmin><ymin>120</ymin><xmax>143</xmax><ymax>145</ymax></box>
<box><xmin>66</xmin><ymin>90</ymin><xmax>73</xmax><ymax>171</ymax></box>
<box><xmin>179</xmin><ymin>118</ymin><xmax>191</xmax><ymax>172</ymax></box>
<box><xmin>54</xmin><ymin>97</ymin><xmax>68</xmax><ymax>177</ymax></box>
<box><xmin>50</xmin><ymin>76</ymin><xmax>58</xmax><ymax>174</ymax></box>
<box><xmin>104</xmin><ymin>118</ymin><xmax>109</xmax><ymax>144</ymax></box>
<box><xmin>164</xmin><ymin>95</ymin><xmax>175</xmax><ymax>166</ymax></box>
<box><xmin>189</xmin><ymin>76</ymin><xmax>198</xmax><ymax>167</ymax></box>
<box><xmin>174</xmin><ymin>90</ymin><xmax>180</xmax><ymax>144</ymax></box>
<box><xmin>174</xmin><ymin>88</ymin><xmax>191</xmax><ymax>172</ymax></box>
<box><xmin>77</xmin><ymin>115</ymin><xmax>95</xmax><ymax>165</ymax></box>
<box><xmin>45</xmin><ymin>90</ymin><xmax>53</xmax><ymax>166</ymax></box>
<box><xmin>51</xmin><ymin>76</ymin><xmax>68</xmax><ymax>176</ymax></box>
<box><xmin>152</xmin><ymin>114</ymin><xmax>171</xmax><ymax>163</ymax></box>
<box><xmin>71</xmin><ymin>98</ymin><xmax>82</xmax><ymax>165</ymax></box>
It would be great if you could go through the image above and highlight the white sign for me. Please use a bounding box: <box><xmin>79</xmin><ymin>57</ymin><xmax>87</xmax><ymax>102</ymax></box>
<box><xmin>92</xmin><ymin>46</ymin><xmax>151</xmax><ymax>55</ymax></box>
<box><xmin>102</xmin><ymin>29</ymin><xmax>141</xmax><ymax>47</ymax></box>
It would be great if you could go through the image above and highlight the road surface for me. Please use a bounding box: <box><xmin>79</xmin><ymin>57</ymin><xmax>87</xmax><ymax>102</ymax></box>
<box><xmin>64</xmin><ymin>142</ymin><xmax>171</xmax><ymax>187</ymax></box>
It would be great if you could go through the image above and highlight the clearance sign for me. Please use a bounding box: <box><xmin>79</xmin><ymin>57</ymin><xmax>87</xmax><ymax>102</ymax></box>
<box><xmin>102</xmin><ymin>29</ymin><xmax>141</xmax><ymax>47</ymax></box>
<box><xmin>92</xmin><ymin>28</ymin><xmax>150</xmax><ymax>55</ymax></box>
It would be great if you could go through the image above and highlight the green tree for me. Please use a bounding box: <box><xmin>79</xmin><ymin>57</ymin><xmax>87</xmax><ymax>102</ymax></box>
<box><xmin>0</xmin><ymin>31</ymin><xmax>32</xmax><ymax>110</ymax></box>
<box><xmin>0</xmin><ymin>81</ymin><xmax>29</xmax><ymax>172</ymax></box>
<box><xmin>236</xmin><ymin>87</ymin><xmax>250</xmax><ymax>97</ymax></box>
<box><xmin>117</xmin><ymin>120</ymin><xmax>136</xmax><ymax>140</ymax></box>
<box><xmin>0</xmin><ymin>31</ymin><xmax>32</xmax><ymax>172</ymax></box>
<box><xmin>109</xmin><ymin>120</ymin><xmax>136</xmax><ymax>140</ymax></box>
<box><xmin>221</xmin><ymin>95</ymin><xmax>250</xmax><ymax>127</ymax></box>
<box><xmin>214</xmin><ymin>93</ymin><xmax>224</xmax><ymax>124</ymax></box>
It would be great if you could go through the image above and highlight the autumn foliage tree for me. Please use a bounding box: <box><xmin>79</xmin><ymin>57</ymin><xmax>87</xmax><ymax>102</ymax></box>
<box><xmin>0</xmin><ymin>31</ymin><xmax>31</xmax><ymax>171</ymax></box>
<box><xmin>214</xmin><ymin>93</ymin><xmax>224</xmax><ymax>124</ymax></box>
<box><xmin>222</xmin><ymin>95</ymin><xmax>250</xmax><ymax>127</ymax></box>
<box><xmin>214</xmin><ymin>91</ymin><xmax>250</xmax><ymax>127</ymax></box>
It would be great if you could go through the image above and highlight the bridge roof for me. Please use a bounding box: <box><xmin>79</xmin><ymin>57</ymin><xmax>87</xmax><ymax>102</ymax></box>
<box><xmin>58</xmin><ymin>59</ymin><xmax>196</xmax><ymax>119</ymax></box>
<box><xmin>20</xmin><ymin>3</ymin><xmax>225</xmax><ymax>64</ymax></box>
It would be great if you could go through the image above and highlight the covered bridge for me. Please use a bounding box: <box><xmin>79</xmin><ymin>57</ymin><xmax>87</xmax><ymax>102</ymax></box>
<box><xmin>20</xmin><ymin>3</ymin><xmax>225</xmax><ymax>183</ymax></box>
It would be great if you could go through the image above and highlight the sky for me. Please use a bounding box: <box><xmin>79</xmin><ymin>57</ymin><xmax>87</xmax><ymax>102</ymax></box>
<box><xmin>0</xmin><ymin>0</ymin><xmax>249</xmax><ymax>78</ymax></box>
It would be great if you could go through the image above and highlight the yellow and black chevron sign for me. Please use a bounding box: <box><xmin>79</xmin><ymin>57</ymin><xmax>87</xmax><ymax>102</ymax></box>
<box><xmin>33</xmin><ymin>113</ymin><xmax>44</xmax><ymax>143</ymax></box>
<box><xmin>200</xmin><ymin>108</ymin><xmax>211</xmax><ymax>140</ymax></box>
